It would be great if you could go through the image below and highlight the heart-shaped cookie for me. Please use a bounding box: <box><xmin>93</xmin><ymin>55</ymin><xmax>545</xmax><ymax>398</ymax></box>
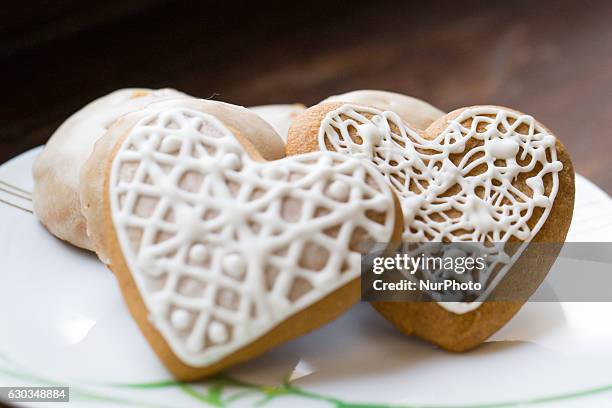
<box><xmin>80</xmin><ymin>99</ymin><xmax>402</xmax><ymax>379</ymax></box>
<box><xmin>287</xmin><ymin>102</ymin><xmax>574</xmax><ymax>351</ymax></box>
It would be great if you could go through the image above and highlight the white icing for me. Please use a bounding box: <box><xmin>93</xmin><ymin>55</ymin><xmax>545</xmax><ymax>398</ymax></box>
<box><xmin>170</xmin><ymin>309</ymin><xmax>191</xmax><ymax>330</ymax></box>
<box><xmin>356</xmin><ymin>123</ymin><xmax>383</xmax><ymax>149</ymax></box>
<box><xmin>109</xmin><ymin>107</ymin><xmax>396</xmax><ymax>366</ymax></box>
<box><xmin>188</xmin><ymin>244</ymin><xmax>207</xmax><ymax>264</ymax></box>
<box><xmin>319</xmin><ymin>104</ymin><xmax>563</xmax><ymax>314</ymax></box>
<box><xmin>208</xmin><ymin>321</ymin><xmax>229</xmax><ymax>344</ymax></box>
<box><xmin>221</xmin><ymin>254</ymin><xmax>246</xmax><ymax>280</ymax></box>
<box><xmin>221</xmin><ymin>152</ymin><xmax>241</xmax><ymax>170</ymax></box>
<box><xmin>328</xmin><ymin>180</ymin><xmax>350</xmax><ymax>201</ymax></box>
<box><xmin>485</xmin><ymin>138</ymin><xmax>519</xmax><ymax>159</ymax></box>
<box><xmin>159</xmin><ymin>135</ymin><xmax>183</xmax><ymax>154</ymax></box>
<box><xmin>261</xmin><ymin>166</ymin><xmax>287</xmax><ymax>180</ymax></box>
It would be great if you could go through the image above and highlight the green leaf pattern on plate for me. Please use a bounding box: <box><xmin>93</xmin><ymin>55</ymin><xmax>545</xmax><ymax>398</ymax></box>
<box><xmin>2</xmin><ymin>349</ymin><xmax>612</xmax><ymax>407</ymax></box>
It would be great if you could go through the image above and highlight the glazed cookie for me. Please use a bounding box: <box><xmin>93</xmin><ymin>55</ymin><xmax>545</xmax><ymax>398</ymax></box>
<box><xmin>80</xmin><ymin>98</ymin><xmax>402</xmax><ymax>379</ymax></box>
<box><xmin>321</xmin><ymin>90</ymin><xmax>444</xmax><ymax>129</ymax></box>
<box><xmin>287</xmin><ymin>102</ymin><xmax>574</xmax><ymax>351</ymax></box>
<box><xmin>249</xmin><ymin>104</ymin><xmax>307</xmax><ymax>141</ymax></box>
<box><xmin>33</xmin><ymin>88</ymin><xmax>188</xmax><ymax>250</ymax></box>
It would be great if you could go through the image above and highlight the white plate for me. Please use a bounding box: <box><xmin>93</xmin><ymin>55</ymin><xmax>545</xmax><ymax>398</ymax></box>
<box><xmin>0</xmin><ymin>147</ymin><xmax>611</xmax><ymax>408</ymax></box>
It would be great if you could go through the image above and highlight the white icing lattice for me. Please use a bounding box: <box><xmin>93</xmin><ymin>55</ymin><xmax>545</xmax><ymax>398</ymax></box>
<box><xmin>319</xmin><ymin>105</ymin><xmax>563</xmax><ymax>314</ymax></box>
<box><xmin>109</xmin><ymin>107</ymin><xmax>397</xmax><ymax>366</ymax></box>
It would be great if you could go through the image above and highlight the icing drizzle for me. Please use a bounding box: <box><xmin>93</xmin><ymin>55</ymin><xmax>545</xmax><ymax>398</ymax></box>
<box><xmin>109</xmin><ymin>107</ymin><xmax>396</xmax><ymax>366</ymax></box>
<box><xmin>319</xmin><ymin>104</ymin><xmax>563</xmax><ymax>314</ymax></box>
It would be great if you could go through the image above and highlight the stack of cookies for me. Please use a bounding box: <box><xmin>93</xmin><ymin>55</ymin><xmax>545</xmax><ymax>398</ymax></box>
<box><xmin>32</xmin><ymin>88</ymin><xmax>574</xmax><ymax>379</ymax></box>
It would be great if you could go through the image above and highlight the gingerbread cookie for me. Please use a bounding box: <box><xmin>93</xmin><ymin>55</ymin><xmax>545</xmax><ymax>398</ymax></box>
<box><xmin>249</xmin><ymin>104</ymin><xmax>307</xmax><ymax>141</ymax></box>
<box><xmin>33</xmin><ymin>88</ymin><xmax>188</xmax><ymax>250</ymax></box>
<box><xmin>321</xmin><ymin>90</ymin><xmax>444</xmax><ymax>129</ymax></box>
<box><xmin>80</xmin><ymin>98</ymin><xmax>402</xmax><ymax>378</ymax></box>
<box><xmin>286</xmin><ymin>102</ymin><xmax>574</xmax><ymax>351</ymax></box>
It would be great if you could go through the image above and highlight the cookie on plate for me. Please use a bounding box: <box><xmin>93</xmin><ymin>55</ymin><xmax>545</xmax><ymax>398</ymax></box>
<box><xmin>80</xmin><ymin>98</ymin><xmax>402</xmax><ymax>378</ymax></box>
<box><xmin>287</xmin><ymin>102</ymin><xmax>574</xmax><ymax>351</ymax></box>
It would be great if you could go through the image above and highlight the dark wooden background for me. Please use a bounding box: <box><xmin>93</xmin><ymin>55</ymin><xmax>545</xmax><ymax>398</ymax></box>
<box><xmin>2</xmin><ymin>0</ymin><xmax>612</xmax><ymax>193</ymax></box>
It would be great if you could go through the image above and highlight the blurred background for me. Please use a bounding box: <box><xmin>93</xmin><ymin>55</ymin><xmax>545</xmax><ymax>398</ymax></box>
<box><xmin>2</xmin><ymin>0</ymin><xmax>611</xmax><ymax>192</ymax></box>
